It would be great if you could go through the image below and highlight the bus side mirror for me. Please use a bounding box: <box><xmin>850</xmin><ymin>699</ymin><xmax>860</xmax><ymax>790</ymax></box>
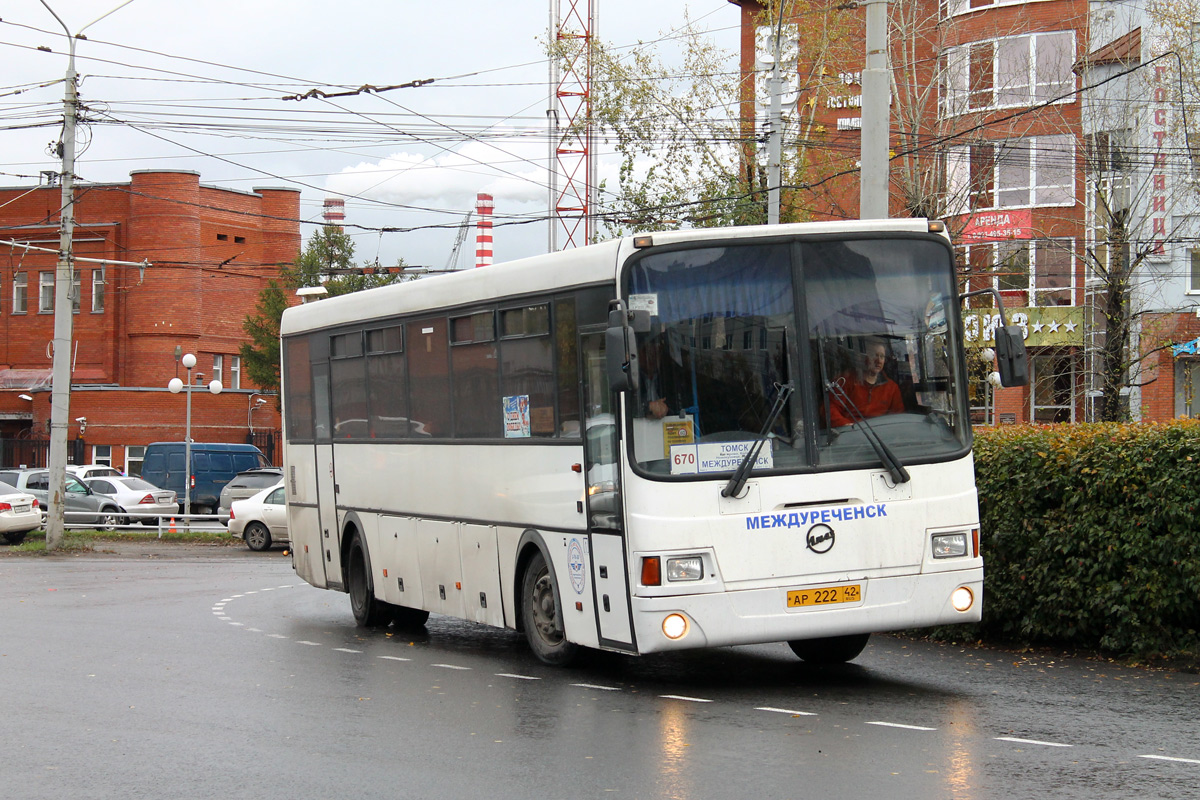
<box><xmin>994</xmin><ymin>325</ymin><xmax>1029</xmax><ymax>387</ymax></box>
<box><xmin>606</xmin><ymin>307</ymin><xmax>639</xmax><ymax>393</ymax></box>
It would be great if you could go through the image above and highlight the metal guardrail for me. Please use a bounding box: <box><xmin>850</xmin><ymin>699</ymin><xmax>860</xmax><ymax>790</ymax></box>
<box><xmin>51</xmin><ymin>511</ymin><xmax>227</xmax><ymax>538</ymax></box>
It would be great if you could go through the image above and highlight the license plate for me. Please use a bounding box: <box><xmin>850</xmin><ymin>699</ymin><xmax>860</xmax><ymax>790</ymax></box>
<box><xmin>14</xmin><ymin>504</ymin><xmax>31</xmax><ymax>513</ymax></box>
<box><xmin>787</xmin><ymin>583</ymin><xmax>862</xmax><ymax>609</ymax></box>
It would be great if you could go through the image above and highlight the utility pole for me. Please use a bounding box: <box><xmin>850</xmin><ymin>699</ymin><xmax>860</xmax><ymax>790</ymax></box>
<box><xmin>766</xmin><ymin>30</ymin><xmax>783</xmax><ymax>225</ymax></box>
<box><xmin>40</xmin><ymin>0</ymin><xmax>137</xmax><ymax>550</ymax></box>
<box><xmin>859</xmin><ymin>0</ymin><xmax>890</xmax><ymax>219</ymax></box>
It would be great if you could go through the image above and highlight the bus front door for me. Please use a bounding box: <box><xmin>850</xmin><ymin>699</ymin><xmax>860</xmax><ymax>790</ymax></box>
<box><xmin>312</xmin><ymin>362</ymin><xmax>344</xmax><ymax>590</ymax></box>
<box><xmin>581</xmin><ymin>330</ymin><xmax>636</xmax><ymax>652</ymax></box>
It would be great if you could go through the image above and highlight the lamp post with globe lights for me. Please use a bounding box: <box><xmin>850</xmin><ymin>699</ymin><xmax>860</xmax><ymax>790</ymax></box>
<box><xmin>168</xmin><ymin>353</ymin><xmax>222</xmax><ymax>518</ymax></box>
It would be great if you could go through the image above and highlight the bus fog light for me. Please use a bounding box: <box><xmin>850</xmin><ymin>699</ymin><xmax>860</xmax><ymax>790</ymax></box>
<box><xmin>932</xmin><ymin>532</ymin><xmax>968</xmax><ymax>558</ymax></box>
<box><xmin>665</xmin><ymin>556</ymin><xmax>703</xmax><ymax>581</ymax></box>
<box><xmin>951</xmin><ymin>587</ymin><xmax>974</xmax><ymax>612</ymax></box>
<box><xmin>662</xmin><ymin>613</ymin><xmax>689</xmax><ymax>640</ymax></box>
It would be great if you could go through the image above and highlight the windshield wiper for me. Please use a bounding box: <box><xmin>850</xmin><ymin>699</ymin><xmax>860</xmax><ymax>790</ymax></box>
<box><xmin>826</xmin><ymin>379</ymin><xmax>910</xmax><ymax>485</ymax></box>
<box><xmin>722</xmin><ymin>382</ymin><xmax>794</xmax><ymax>499</ymax></box>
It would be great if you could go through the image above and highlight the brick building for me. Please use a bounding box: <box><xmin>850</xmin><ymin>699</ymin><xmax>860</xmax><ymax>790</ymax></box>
<box><xmin>0</xmin><ymin>170</ymin><xmax>299</xmax><ymax>472</ymax></box>
<box><xmin>732</xmin><ymin>0</ymin><xmax>1109</xmax><ymax>424</ymax></box>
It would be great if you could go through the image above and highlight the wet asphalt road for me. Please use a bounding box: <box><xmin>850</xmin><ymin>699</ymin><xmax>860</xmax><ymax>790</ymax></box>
<box><xmin>2</xmin><ymin>544</ymin><xmax>1198</xmax><ymax>800</ymax></box>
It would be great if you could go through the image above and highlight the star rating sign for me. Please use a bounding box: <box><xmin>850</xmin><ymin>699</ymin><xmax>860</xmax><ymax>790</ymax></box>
<box><xmin>1048</xmin><ymin>321</ymin><xmax>1060</xmax><ymax>333</ymax></box>
<box><xmin>1032</xmin><ymin>322</ymin><xmax>1045</xmax><ymax>333</ymax></box>
<box><xmin>1064</xmin><ymin>321</ymin><xmax>1077</xmax><ymax>333</ymax></box>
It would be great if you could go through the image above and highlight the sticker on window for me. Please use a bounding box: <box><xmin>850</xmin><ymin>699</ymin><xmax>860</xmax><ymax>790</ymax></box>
<box><xmin>669</xmin><ymin>441</ymin><xmax>773</xmax><ymax>475</ymax></box>
<box><xmin>503</xmin><ymin>395</ymin><xmax>531</xmax><ymax>438</ymax></box>
<box><xmin>628</xmin><ymin>293</ymin><xmax>658</xmax><ymax>316</ymax></box>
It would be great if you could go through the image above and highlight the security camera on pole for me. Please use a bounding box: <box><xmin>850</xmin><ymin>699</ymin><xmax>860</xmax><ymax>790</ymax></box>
<box><xmin>168</xmin><ymin>353</ymin><xmax>222</xmax><ymax>523</ymax></box>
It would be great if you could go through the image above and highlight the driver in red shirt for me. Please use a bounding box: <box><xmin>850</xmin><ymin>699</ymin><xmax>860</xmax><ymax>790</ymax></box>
<box><xmin>829</xmin><ymin>339</ymin><xmax>904</xmax><ymax>427</ymax></box>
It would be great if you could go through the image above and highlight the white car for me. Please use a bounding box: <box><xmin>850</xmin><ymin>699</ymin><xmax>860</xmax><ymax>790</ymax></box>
<box><xmin>228</xmin><ymin>482</ymin><xmax>288</xmax><ymax>551</ymax></box>
<box><xmin>0</xmin><ymin>479</ymin><xmax>41</xmax><ymax>545</ymax></box>
<box><xmin>84</xmin><ymin>476</ymin><xmax>178</xmax><ymax>524</ymax></box>
<box><xmin>67</xmin><ymin>464</ymin><xmax>124</xmax><ymax>481</ymax></box>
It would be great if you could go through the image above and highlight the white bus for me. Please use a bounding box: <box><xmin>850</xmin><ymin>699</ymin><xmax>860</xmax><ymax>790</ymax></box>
<box><xmin>280</xmin><ymin>219</ymin><xmax>1026</xmax><ymax>665</ymax></box>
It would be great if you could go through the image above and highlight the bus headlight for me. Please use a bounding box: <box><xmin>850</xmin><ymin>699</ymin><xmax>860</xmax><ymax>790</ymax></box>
<box><xmin>662</xmin><ymin>613</ymin><xmax>689</xmax><ymax>640</ymax></box>
<box><xmin>665</xmin><ymin>556</ymin><xmax>703</xmax><ymax>582</ymax></box>
<box><xmin>931</xmin><ymin>532</ymin><xmax>968</xmax><ymax>558</ymax></box>
<box><xmin>951</xmin><ymin>587</ymin><xmax>974</xmax><ymax>612</ymax></box>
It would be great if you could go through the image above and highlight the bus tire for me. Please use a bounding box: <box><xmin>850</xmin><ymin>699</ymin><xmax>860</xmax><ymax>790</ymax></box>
<box><xmin>347</xmin><ymin>536</ymin><xmax>388</xmax><ymax>627</ymax></box>
<box><xmin>387</xmin><ymin>604</ymin><xmax>430</xmax><ymax>629</ymax></box>
<box><xmin>787</xmin><ymin>633</ymin><xmax>870</xmax><ymax>664</ymax></box>
<box><xmin>521</xmin><ymin>551</ymin><xmax>579</xmax><ymax>666</ymax></box>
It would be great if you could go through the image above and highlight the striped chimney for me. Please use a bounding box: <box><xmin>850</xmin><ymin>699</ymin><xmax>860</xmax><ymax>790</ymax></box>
<box><xmin>322</xmin><ymin>197</ymin><xmax>345</xmax><ymax>229</ymax></box>
<box><xmin>475</xmin><ymin>193</ymin><xmax>494</xmax><ymax>268</ymax></box>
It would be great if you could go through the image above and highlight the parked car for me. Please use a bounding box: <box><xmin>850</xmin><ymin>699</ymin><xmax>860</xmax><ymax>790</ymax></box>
<box><xmin>139</xmin><ymin>442</ymin><xmax>269</xmax><ymax>515</ymax></box>
<box><xmin>0</xmin><ymin>469</ymin><xmax>122</xmax><ymax>530</ymax></box>
<box><xmin>66</xmin><ymin>464</ymin><xmax>124</xmax><ymax>481</ymax></box>
<box><xmin>84</xmin><ymin>476</ymin><xmax>178</xmax><ymax>525</ymax></box>
<box><xmin>217</xmin><ymin>467</ymin><xmax>284</xmax><ymax>525</ymax></box>
<box><xmin>228</xmin><ymin>482</ymin><xmax>287</xmax><ymax>551</ymax></box>
<box><xmin>0</xmin><ymin>479</ymin><xmax>41</xmax><ymax>545</ymax></box>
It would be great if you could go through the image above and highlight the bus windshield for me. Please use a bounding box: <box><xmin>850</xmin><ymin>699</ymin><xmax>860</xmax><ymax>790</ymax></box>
<box><xmin>625</xmin><ymin>236</ymin><xmax>969</xmax><ymax>477</ymax></box>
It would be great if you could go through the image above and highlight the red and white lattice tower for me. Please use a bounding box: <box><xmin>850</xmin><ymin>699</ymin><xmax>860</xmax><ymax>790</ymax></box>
<box><xmin>548</xmin><ymin>0</ymin><xmax>595</xmax><ymax>251</ymax></box>
<box><xmin>322</xmin><ymin>197</ymin><xmax>345</xmax><ymax>229</ymax></box>
<box><xmin>475</xmin><ymin>193</ymin><xmax>494</xmax><ymax>268</ymax></box>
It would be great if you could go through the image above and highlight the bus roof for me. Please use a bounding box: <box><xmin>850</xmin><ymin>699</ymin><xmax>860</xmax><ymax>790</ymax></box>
<box><xmin>280</xmin><ymin>219</ymin><xmax>937</xmax><ymax>336</ymax></box>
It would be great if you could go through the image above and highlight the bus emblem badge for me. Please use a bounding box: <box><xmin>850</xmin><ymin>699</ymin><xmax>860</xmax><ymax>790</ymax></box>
<box><xmin>806</xmin><ymin>524</ymin><xmax>835</xmax><ymax>554</ymax></box>
<box><xmin>568</xmin><ymin>538</ymin><xmax>586</xmax><ymax>594</ymax></box>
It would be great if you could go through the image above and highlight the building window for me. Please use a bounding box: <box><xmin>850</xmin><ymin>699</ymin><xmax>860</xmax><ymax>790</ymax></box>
<box><xmin>947</xmin><ymin>135</ymin><xmax>1074</xmax><ymax>213</ymax></box>
<box><xmin>125</xmin><ymin>445</ymin><xmax>145</xmax><ymax>477</ymax></box>
<box><xmin>12</xmin><ymin>272</ymin><xmax>26</xmax><ymax>314</ymax></box>
<box><xmin>230</xmin><ymin>355</ymin><xmax>241</xmax><ymax>390</ymax></box>
<box><xmin>71</xmin><ymin>270</ymin><xmax>81</xmax><ymax>313</ymax></box>
<box><xmin>1032</xmin><ymin>351</ymin><xmax>1077</xmax><ymax>423</ymax></box>
<box><xmin>216</xmin><ymin>233</ymin><xmax>229</xmax><ymax>241</ymax></box>
<box><xmin>970</xmin><ymin>238</ymin><xmax>1075</xmax><ymax>306</ymax></box>
<box><xmin>942</xmin><ymin>31</ymin><xmax>1075</xmax><ymax>117</ymax></box>
<box><xmin>213</xmin><ymin>354</ymin><xmax>223</xmax><ymax>386</ymax></box>
<box><xmin>93</xmin><ymin>445</ymin><xmax>112</xmax><ymax>468</ymax></box>
<box><xmin>1190</xmin><ymin>250</ymin><xmax>1200</xmax><ymax>295</ymax></box>
<box><xmin>92</xmin><ymin>268</ymin><xmax>105</xmax><ymax>312</ymax></box>
<box><xmin>39</xmin><ymin>272</ymin><xmax>54</xmax><ymax>312</ymax></box>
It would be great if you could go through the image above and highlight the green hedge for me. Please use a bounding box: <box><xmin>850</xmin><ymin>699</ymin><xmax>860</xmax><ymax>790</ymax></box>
<box><xmin>969</xmin><ymin>422</ymin><xmax>1200</xmax><ymax>659</ymax></box>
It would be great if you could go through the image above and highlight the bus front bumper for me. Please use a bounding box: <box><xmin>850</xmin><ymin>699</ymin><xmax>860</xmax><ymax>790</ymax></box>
<box><xmin>629</xmin><ymin>569</ymin><xmax>982</xmax><ymax>654</ymax></box>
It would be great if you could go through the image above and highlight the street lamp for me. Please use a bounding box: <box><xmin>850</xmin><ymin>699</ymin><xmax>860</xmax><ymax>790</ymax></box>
<box><xmin>248</xmin><ymin>394</ymin><xmax>268</xmax><ymax>434</ymax></box>
<box><xmin>168</xmin><ymin>352</ymin><xmax>222</xmax><ymax>518</ymax></box>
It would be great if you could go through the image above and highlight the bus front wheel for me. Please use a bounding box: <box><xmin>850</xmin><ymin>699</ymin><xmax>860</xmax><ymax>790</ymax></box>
<box><xmin>347</xmin><ymin>537</ymin><xmax>388</xmax><ymax>627</ymax></box>
<box><xmin>521</xmin><ymin>551</ymin><xmax>579</xmax><ymax>666</ymax></box>
<box><xmin>787</xmin><ymin>633</ymin><xmax>870</xmax><ymax>664</ymax></box>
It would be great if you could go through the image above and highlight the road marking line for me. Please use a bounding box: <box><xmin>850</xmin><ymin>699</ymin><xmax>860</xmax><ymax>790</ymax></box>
<box><xmin>211</xmin><ymin>606</ymin><xmax>224</xmax><ymax>610</ymax></box>
<box><xmin>379</xmin><ymin>656</ymin><xmax>411</xmax><ymax>662</ymax></box>
<box><xmin>867</xmin><ymin>721</ymin><xmax>936</xmax><ymax>731</ymax></box>
<box><xmin>246</xmin><ymin>628</ymin><xmax>261</xmax><ymax>632</ymax></box>
<box><xmin>1139</xmin><ymin>755</ymin><xmax>1200</xmax><ymax>765</ymax></box>
<box><xmin>260</xmin><ymin>587</ymin><xmax>274</xmax><ymax>592</ymax></box>
<box><xmin>267</xmin><ymin>634</ymin><xmax>288</xmax><ymax>639</ymax></box>
<box><xmin>229</xmin><ymin>622</ymin><xmax>243</xmax><ymax>626</ymax></box>
<box><xmin>496</xmin><ymin>673</ymin><xmax>540</xmax><ymax>681</ymax></box>
<box><xmin>432</xmin><ymin>663</ymin><xmax>471</xmax><ymax>670</ymax></box>
<box><xmin>995</xmin><ymin>736</ymin><xmax>1073</xmax><ymax>748</ymax></box>
<box><xmin>757</xmin><ymin>706</ymin><xmax>818</xmax><ymax>717</ymax></box>
<box><xmin>297</xmin><ymin>640</ymin><xmax>321</xmax><ymax>646</ymax></box>
<box><xmin>660</xmin><ymin>694</ymin><xmax>712</xmax><ymax>703</ymax></box>
<box><xmin>333</xmin><ymin>648</ymin><xmax>362</xmax><ymax>654</ymax></box>
<box><xmin>215</xmin><ymin>616</ymin><xmax>230</xmax><ymax>620</ymax></box>
<box><xmin>571</xmin><ymin>683</ymin><xmax>621</xmax><ymax>691</ymax></box>
<box><xmin>277</xmin><ymin>585</ymin><xmax>293</xmax><ymax>590</ymax></box>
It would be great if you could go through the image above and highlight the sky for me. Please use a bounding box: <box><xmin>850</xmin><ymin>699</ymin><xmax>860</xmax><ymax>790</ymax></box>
<box><xmin>0</xmin><ymin>0</ymin><xmax>741</xmax><ymax>271</ymax></box>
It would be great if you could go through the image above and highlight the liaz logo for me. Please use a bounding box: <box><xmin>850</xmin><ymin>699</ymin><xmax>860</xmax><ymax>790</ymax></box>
<box><xmin>567</xmin><ymin>538</ymin><xmax>586</xmax><ymax>594</ymax></box>
<box><xmin>806</xmin><ymin>523</ymin><xmax>835</xmax><ymax>554</ymax></box>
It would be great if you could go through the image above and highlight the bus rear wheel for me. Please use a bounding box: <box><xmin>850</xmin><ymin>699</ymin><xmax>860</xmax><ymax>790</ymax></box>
<box><xmin>347</xmin><ymin>537</ymin><xmax>388</xmax><ymax>627</ymax></box>
<box><xmin>787</xmin><ymin>633</ymin><xmax>870</xmax><ymax>664</ymax></box>
<box><xmin>521</xmin><ymin>551</ymin><xmax>579</xmax><ymax>666</ymax></box>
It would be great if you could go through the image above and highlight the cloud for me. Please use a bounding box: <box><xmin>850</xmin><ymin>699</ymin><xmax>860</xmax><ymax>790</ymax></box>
<box><xmin>325</xmin><ymin>135</ymin><xmax>552</xmax><ymax>211</ymax></box>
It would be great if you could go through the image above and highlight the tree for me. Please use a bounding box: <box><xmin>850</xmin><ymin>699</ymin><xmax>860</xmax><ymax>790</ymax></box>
<box><xmin>240</xmin><ymin>225</ymin><xmax>407</xmax><ymax>397</ymax></box>
<box><xmin>579</xmin><ymin>11</ymin><xmax>812</xmax><ymax>236</ymax></box>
